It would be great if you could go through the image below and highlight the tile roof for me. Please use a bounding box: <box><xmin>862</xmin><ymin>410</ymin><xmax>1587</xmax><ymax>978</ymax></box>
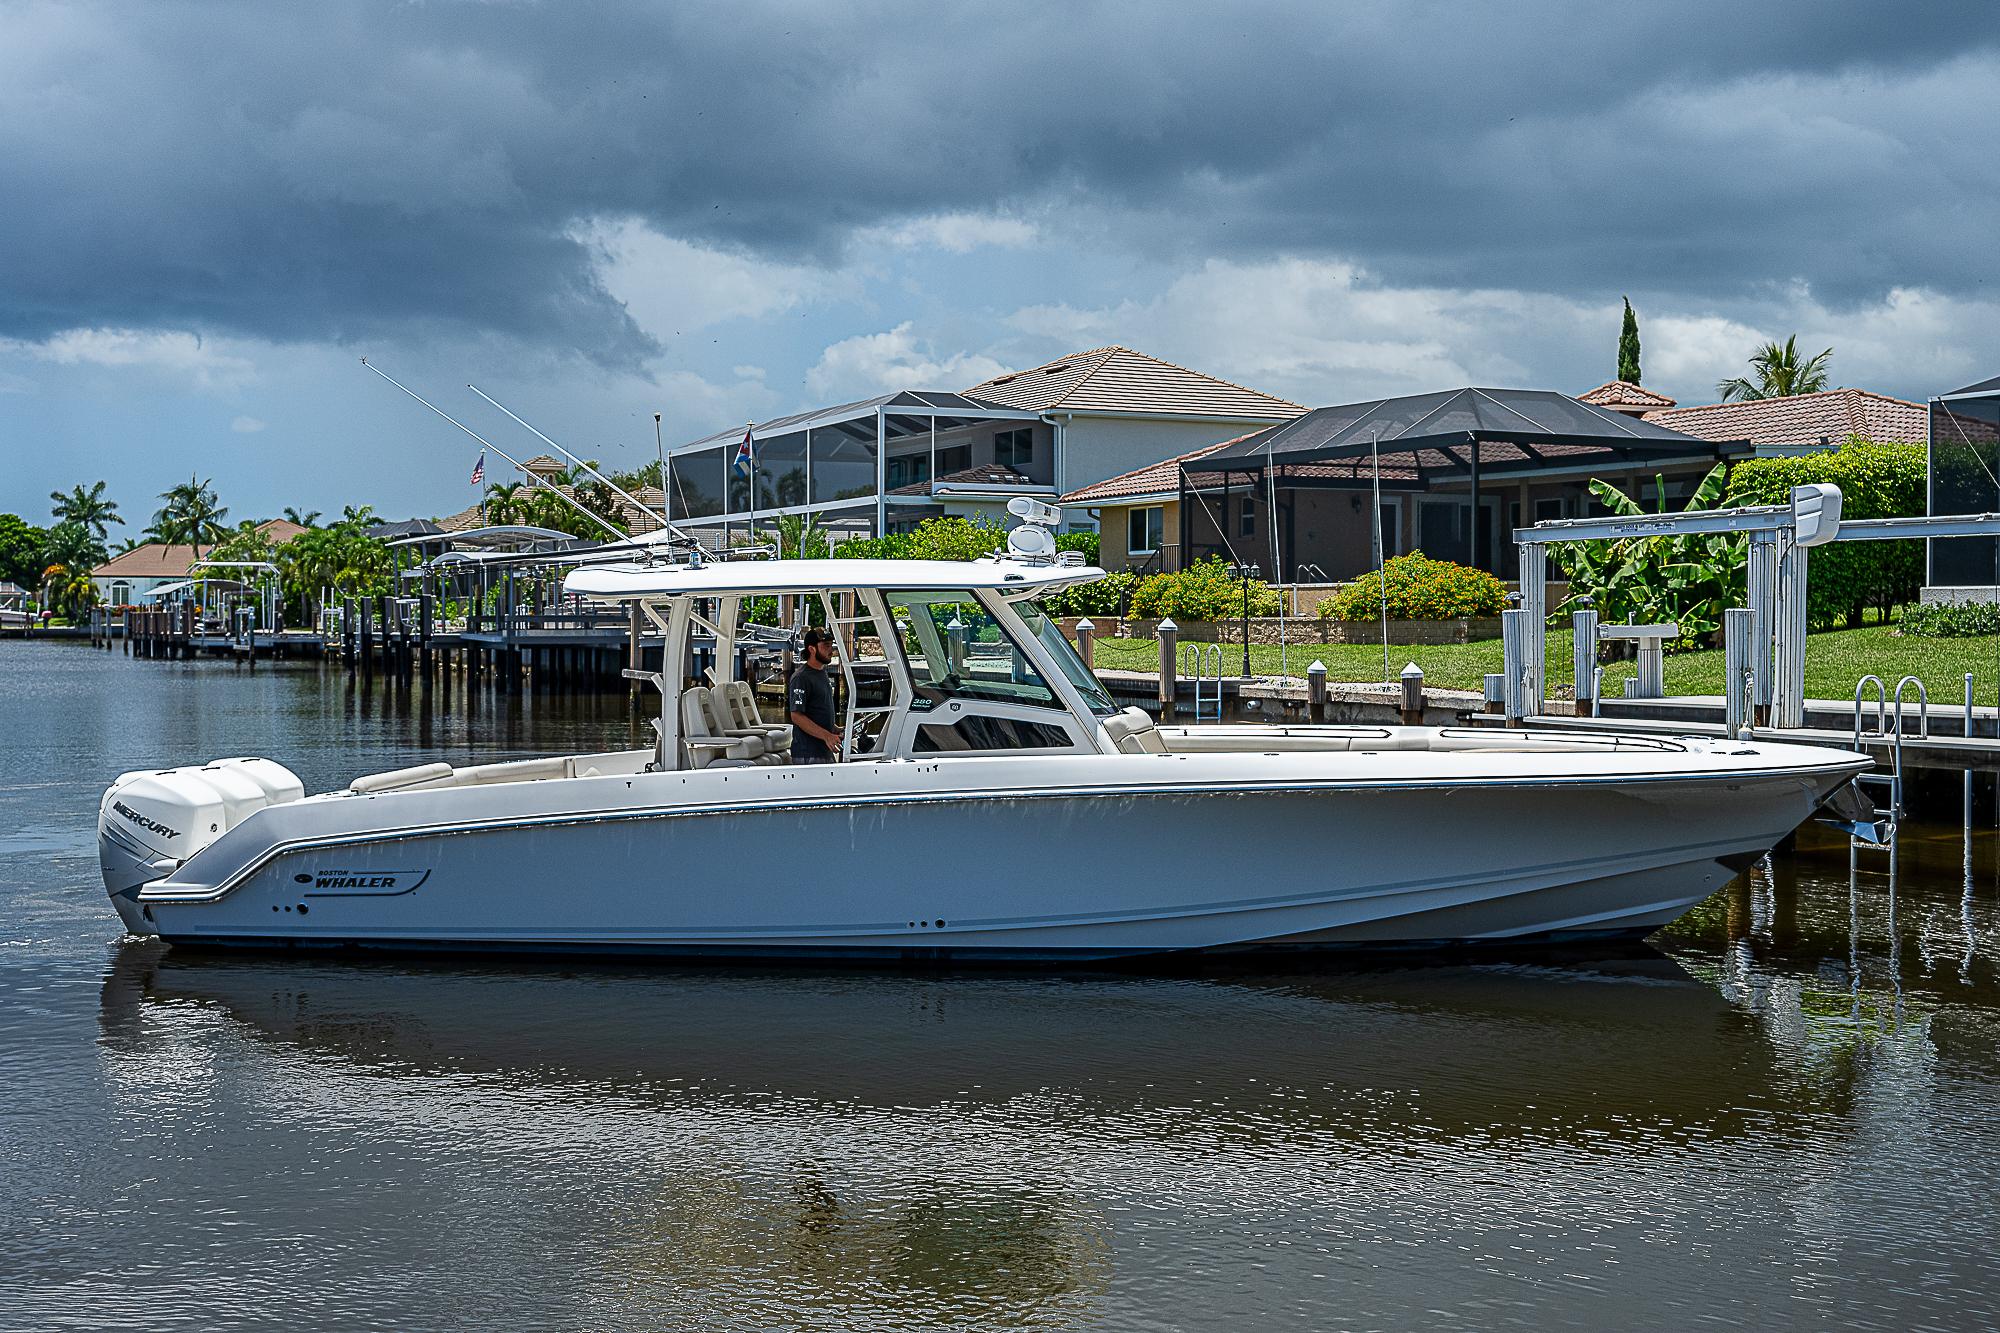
<box><xmin>1058</xmin><ymin>435</ymin><xmax>1258</xmax><ymax>506</ymax></box>
<box><xmin>438</xmin><ymin>502</ymin><xmax>488</xmax><ymax>533</ymax></box>
<box><xmin>1644</xmin><ymin>388</ymin><xmax>1926</xmax><ymax>450</ymax></box>
<box><xmin>1578</xmin><ymin>380</ymin><xmax>1677</xmax><ymax>410</ymax></box>
<box><xmin>888</xmin><ymin>463</ymin><xmax>1036</xmax><ymax>497</ymax></box>
<box><xmin>964</xmin><ymin>347</ymin><xmax>1303</xmax><ymax>419</ymax></box>
<box><xmin>91</xmin><ymin>519</ymin><xmax>307</xmax><ymax>579</ymax></box>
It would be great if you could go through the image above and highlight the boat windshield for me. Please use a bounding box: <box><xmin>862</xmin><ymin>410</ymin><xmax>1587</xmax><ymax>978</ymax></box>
<box><xmin>1014</xmin><ymin>599</ymin><xmax>1119</xmax><ymax>718</ymax></box>
<box><xmin>886</xmin><ymin>590</ymin><xmax>1070</xmax><ymax>712</ymax></box>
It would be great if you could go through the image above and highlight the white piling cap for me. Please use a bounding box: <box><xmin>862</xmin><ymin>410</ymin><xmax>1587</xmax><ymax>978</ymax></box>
<box><xmin>1307</xmin><ymin>658</ymin><xmax>1326</xmax><ymax>675</ymax></box>
<box><xmin>1401</xmin><ymin>661</ymin><xmax>1424</xmax><ymax>678</ymax></box>
<box><xmin>1075</xmin><ymin>617</ymin><xmax>1094</xmax><ymax>631</ymax></box>
<box><xmin>1158</xmin><ymin>617</ymin><xmax>1178</xmax><ymax>632</ymax></box>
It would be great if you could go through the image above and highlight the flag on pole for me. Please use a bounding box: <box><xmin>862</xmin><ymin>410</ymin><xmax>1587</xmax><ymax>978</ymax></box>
<box><xmin>469</xmin><ymin>450</ymin><xmax>486</xmax><ymax>485</ymax></box>
<box><xmin>732</xmin><ymin>424</ymin><xmax>754</xmax><ymax>478</ymax></box>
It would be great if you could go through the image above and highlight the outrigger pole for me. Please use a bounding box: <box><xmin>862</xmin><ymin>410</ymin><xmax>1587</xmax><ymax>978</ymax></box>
<box><xmin>359</xmin><ymin>358</ymin><xmax>628</xmax><ymax>543</ymax></box>
<box><xmin>465</xmin><ymin>383</ymin><xmax>683</xmax><ymax>542</ymax></box>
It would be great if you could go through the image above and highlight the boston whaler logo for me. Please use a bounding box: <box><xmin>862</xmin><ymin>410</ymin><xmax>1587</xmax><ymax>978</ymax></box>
<box><xmin>112</xmin><ymin>801</ymin><xmax>180</xmax><ymax>841</ymax></box>
<box><xmin>291</xmin><ymin>867</ymin><xmax>432</xmax><ymax>895</ymax></box>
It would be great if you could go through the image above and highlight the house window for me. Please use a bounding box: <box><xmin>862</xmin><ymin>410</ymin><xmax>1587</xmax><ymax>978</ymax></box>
<box><xmin>935</xmin><ymin>444</ymin><xmax>971</xmax><ymax>476</ymax></box>
<box><xmin>1239</xmin><ymin>495</ymin><xmax>1256</xmax><ymax>538</ymax></box>
<box><xmin>110</xmin><ymin>581</ymin><xmax>131</xmax><ymax>605</ymax></box>
<box><xmin>886</xmin><ymin>455</ymin><xmax>932</xmax><ymax>490</ymax></box>
<box><xmin>1127</xmin><ymin>506</ymin><xmax>1164</xmax><ymax>555</ymax></box>
<box><xmin>995</xmin><ymin>428</ymin><xmax>1034</xmax><ymax>469</ymax></box>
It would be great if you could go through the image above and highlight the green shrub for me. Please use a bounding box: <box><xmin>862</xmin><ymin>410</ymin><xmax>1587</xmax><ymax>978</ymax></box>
<box><xmin>1722</xmin><ymin>439</ymin><xmax>1925</xmax><ymax>628</ymax></box>
<box><xmin>1126</xmin><ymin>557</ymin><xmax>1280</xmax><ymax>621</ymax></box>
<box><xmin>1040</xmin><ymin>570</ymin><xmax>1135</xmax><ymax>617</ymax></box>
<box><xmin>1055</xmin><ymin>530</ymin><xmax>1100</xmax><ymax>565</ymax></box>
<box><xmin>1318</xmin><ymin>550</ymin><xmax>1508</xmax><ymax>621</ymax></box>
<box><xmin>1898</xmin><ymin>599</ymin><xmax>2000</xmax><ymax>638</ymax></box>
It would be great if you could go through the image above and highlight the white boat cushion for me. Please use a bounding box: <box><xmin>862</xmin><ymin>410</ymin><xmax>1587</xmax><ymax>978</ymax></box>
<box><xmin>1102</xmin><ymin>707</ymin><xmax>1169</xmax><ymax>755</ymax></box>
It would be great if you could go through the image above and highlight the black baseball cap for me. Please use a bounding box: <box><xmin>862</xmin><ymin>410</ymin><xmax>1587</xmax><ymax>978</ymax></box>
<box><xmin>800</xmin><ymin>628</ymin><xmax>834</xmax><ymax>650</ymax></box>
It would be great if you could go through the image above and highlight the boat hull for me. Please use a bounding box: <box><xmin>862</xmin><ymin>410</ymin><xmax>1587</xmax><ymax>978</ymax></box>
<box><xmin>128</xmin><ymin>749</ymin><xmax>1864</xmax><ymax>961</ymax></box>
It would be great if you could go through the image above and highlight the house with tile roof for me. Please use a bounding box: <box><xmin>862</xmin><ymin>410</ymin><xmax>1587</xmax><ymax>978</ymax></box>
<box><xmin>1641</xmin><ymin>387</ymin><xmax>1926</xmax><ymax>455</ymax></box>
<box><xmin>962</xmin><ymin>347</ymin><xmax>1303</xmax><ymax>508</ymax></box>
<box><xmin>648</xmin><ymin>350</ymin><xmax>1301</xmax><ymax>540</ymax></box>
<box><xmin>89</xmin><ymin>519</ymin><xmax>309</xmax><ymax>606</ymax></box>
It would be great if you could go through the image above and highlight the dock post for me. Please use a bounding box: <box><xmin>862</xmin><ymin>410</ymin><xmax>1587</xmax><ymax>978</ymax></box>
<box><xmin>1571</xmin><ymin>597</ymin><xmax>1598</xmax><ymax>718</ymax></box>
<box><xmin>1723</xmin><ymin>607</ymin><xmax>1754</xmax><ymax>738</ymax></box>
<box><xmin>1158</xmin><ymin>618</ymin><xmax>1179</xmax><ymax>719</ymax></box>
<box><xmin>1967</xmin><ymin>672</ymin><xmax>1977</xmax><ymax>741</ymax></box>
<box><xmin>1515</xmin><ymin>542</ymin><xmax>1546</xmax><ymax>717</ymax></box>
<box><xmin>1400</xmin><ymin>662</ymin><xmax>1425</xmax><ymax>725</ymax></box>
<box><xmin>1500</xmin><ymin>608</ymin><xmax>1529</xmax><ymax>726</ymax></box>
<box><xmin>1747</xmin><ymin>532</ymin><xmax>1778</xmax><ymax>726</ymax></box>
<box><xmin>1307</xmin><ymin>659</ymin><xmax>1327</xmax><ymax>723</ymax></box>
<box><xmin>419</xmin><ymin>589</ymin><xmax>432</xmax><ymax>679</ymax></box>
<box><xmin>1074</xmin><ymin>617</ymin><xmax>1095</xmax><ymax>670</ymax></box>
<box><xmin>1484</xmin><ymin>673</ymin><xmax>1504</xmax><ymax>715</ymax></box>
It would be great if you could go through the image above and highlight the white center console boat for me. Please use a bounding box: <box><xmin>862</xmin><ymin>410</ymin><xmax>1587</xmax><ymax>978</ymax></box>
<box><xmin>99</xmin><ymin>511</ymin><xmax>1871</xmax><ymax>962</ymax></box>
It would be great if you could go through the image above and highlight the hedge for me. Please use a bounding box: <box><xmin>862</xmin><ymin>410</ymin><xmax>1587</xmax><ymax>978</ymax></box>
<box><xmin>1721</xmin><ymin>439</ymin><xmax>1925</xmax><ymax>629</ymax></box>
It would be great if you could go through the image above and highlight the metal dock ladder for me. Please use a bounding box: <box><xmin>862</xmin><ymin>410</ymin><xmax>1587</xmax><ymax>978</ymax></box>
<box><xmin>1849</xmin><ymin>674</ymin><xmax>1927</xmax><ymax>846</ymax></box>
<box><xmin>1182</xmin><ymin>642</ymin><xmax>1223</xmax><ymax>722</ymax></box>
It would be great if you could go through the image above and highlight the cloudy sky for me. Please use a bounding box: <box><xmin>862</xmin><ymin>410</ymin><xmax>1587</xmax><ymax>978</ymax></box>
<box><xmin>3</xmin><ymin>1</ymin><xmax>1996</xmax><ymax>523</ymax></box>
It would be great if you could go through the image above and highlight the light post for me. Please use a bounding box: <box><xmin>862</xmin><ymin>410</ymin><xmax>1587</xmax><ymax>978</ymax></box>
<box><xmin>1228</xmin><ymin>562</ymin><xmax>1260</xmax><ymax>678</ymax></box>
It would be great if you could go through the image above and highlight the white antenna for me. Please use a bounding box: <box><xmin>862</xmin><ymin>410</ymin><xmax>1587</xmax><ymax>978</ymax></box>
<box><xmin>466</xmin><ymin>383</ymin><xmax>678</xmax><ymax>537</ymax></box>
<box><xmin>359</xmin><ymin>358</ymin><xmax>627</xmax><ymax>543</ymax></box>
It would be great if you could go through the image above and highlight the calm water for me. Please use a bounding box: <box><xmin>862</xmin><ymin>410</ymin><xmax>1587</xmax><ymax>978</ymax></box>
<box><xmin>5</xmin><ymin>643</ymin><xmax>2000</xmax><ymax>1332</ymax></box>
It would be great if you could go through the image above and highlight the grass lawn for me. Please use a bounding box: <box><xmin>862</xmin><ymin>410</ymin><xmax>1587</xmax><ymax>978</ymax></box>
<box><xmin>1090</xmin><ymin>625</ymin><xmax>2000</xmax><ymax>704</ymax></box>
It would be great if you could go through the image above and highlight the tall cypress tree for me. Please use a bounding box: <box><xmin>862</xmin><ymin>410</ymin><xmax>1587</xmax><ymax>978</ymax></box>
<box><xmin>1618</xmin><ymin>297</ymin><xmax>1642</xmax><ymax>384</ymax></box>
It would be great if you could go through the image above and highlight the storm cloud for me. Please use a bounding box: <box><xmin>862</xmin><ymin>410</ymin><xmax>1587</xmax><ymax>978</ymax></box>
<box><xmin>3</xmin><ymin>0</ymin><xmax>1996</xmax><ymax>364</ymax></box>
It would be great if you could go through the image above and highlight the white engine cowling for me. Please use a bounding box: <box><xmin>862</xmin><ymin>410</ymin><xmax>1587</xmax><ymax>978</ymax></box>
<box><xmin>99</xmin><ymin>757</ymin><xmax>304</xmax><ymax>934</ymax></box>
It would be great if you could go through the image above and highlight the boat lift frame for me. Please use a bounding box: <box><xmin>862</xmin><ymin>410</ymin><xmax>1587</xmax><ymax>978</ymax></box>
<box><xmin>1511</xmin><ymin>488</ymin><xmax>2000</xmax><ymax>728</ymax></box>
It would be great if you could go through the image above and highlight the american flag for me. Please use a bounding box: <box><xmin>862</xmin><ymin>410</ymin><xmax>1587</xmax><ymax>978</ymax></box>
<box><xmin>469</xmin><ymin>450</ymin><xmax>485</xmax><ymax>485</ymax></box>
<box><xmin>732</xmin><ymin>424</ymin><xmax>754</xmax><ymax>478</ymax></box>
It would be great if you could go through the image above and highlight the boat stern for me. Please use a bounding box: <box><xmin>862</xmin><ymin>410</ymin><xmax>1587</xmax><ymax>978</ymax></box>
<box><xmin>97</xmin><ymin>759</ymin><xmax>304</xmax><ymax>935</ymax></box>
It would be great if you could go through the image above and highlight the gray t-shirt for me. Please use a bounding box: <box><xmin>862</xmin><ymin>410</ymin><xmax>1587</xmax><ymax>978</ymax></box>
<box><xmin>788</xmin><ymin>663</ymin><xmax>835</xmax><ymax>761</ymax></box>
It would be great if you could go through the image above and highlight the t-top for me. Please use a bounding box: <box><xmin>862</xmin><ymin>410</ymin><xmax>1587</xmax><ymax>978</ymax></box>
<box><xmin>788</xmin><ymin>662</ymin><xmax>836</xmax><ymax>761</ymax></box>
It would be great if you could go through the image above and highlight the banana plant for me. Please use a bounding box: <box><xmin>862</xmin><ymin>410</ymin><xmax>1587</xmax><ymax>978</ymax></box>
<box><xmin>1549</xmin><ymin>464</ymin><xmax>1745</xmax><ymax>648</ymax></box>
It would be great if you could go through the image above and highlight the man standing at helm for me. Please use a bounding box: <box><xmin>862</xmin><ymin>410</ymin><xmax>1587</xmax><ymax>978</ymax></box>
<box><xmin>789</xmin><ymin>627</ymin><xmax>842</xmax><ymax>763</ymax></box>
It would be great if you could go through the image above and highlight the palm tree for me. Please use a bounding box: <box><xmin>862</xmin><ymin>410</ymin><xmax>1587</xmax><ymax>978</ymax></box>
<box><xmin>49</xmin><ymin>481</ymin><xmax>124</xmax><ymax>541</ymax></box>
<box><xmin>1717</xmin><ymin>335</ymin><xmax>1834</xmax><ymax>402</ymax></box>
<box><xmin>338</xmin><ymin>503</ymin><xmax>378</xmax><ymax>528</ymax></box>
<box><xmin>151</xmin><ymin>476</ymin><xmax>230</xmax><ymax>561</ymax></box>
<box><xmin>282</xmin><ymin>506</ymin><xmax>322</xmax><ymax>527</ymax></box>
<box><xmin>482</xmin><ymin>482</ymin><xmax>525</xmax><ymax>525</ymax></box>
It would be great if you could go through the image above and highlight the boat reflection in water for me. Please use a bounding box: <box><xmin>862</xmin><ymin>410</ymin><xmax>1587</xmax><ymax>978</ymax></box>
<box><xmin>99</xmin><ymin>943</ymin><xmax>1790</xmax><ymax>1328</ymax></box>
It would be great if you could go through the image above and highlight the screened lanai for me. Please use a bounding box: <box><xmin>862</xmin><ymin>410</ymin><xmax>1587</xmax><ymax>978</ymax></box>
<box><xmin>665</xmin><ymin>390</ymin><xmax>1044</xmax><ymax>538</ymax></box>
<box><xmin>1178</xmin><ymin>387</ymin><xmax>1749</xmax><ymax>578</ymax></box>
<box><xmin>1928</xmin><ymin>374</ymin><xmax>2000</xmax><ymax>591</ymax></box>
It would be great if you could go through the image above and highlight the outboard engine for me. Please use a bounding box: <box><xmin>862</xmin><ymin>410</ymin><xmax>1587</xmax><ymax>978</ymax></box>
<box><xmin>98</xmin><ymin>758</ymin><xmax>304</xmax><ymax>934</ymax></box>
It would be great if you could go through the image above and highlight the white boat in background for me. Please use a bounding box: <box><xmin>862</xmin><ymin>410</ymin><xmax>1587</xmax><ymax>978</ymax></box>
<box><xmin>98</xmin><ymin>504</ymin><xmax>1871</xmax><ymax>963</ymax></box>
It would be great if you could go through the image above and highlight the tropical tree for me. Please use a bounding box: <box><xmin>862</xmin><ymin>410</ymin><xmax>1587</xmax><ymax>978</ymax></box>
<box><xmin>281</xmin><ymin>506</ymin><xmax>322</xmax><ymax>527</ymax></box>
<box><xmin>150</xmin><ymin>476</ymin><xmax>230</xmax><ymax>559</ymax></box>
<box><xmin>37</xmin><ymin>521</ymin><xmax>108</xmax><ymax>621</ymax></box>
<box><xmin>1717</xmin><ymin>335</ymin><xmax>1834</xmax><ymax>402</ymax></box>
<box><xmin>338</xmin><ymin>503</ymin><xmax>378</xmax><ymax>527</ymax></box>
<box><xmin>482</xmin><ymin>482</ymin><xmax>526</xmax><ymax>525</ymax></box>
<box><xmin>1617</xmin><ymin>298</ymin><xmax>1642</xmax><ymax>384</ymax></box>
<box><xmin>271</xmin><ymin>514</ymin><xmax>392</xmax><ymax>625</ymax></box>
<box><xmin>0</xmin><ymin>513</ymin><xmax>46</xmax><ymax>588</ymax></box>
<box><xmin>774</xmin><ymin>513</ymin><xmax>830</xmax><ymax>560</ymax></box>
<box><xmin>49</xmin><ymin>481</ymin><xmax>124</xmax><ymax>542</ymax></box>
<box><xmin>1549</xmin><ymin>464</ymin><xmax>1743</xmax><ymax>647</ymax></box>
